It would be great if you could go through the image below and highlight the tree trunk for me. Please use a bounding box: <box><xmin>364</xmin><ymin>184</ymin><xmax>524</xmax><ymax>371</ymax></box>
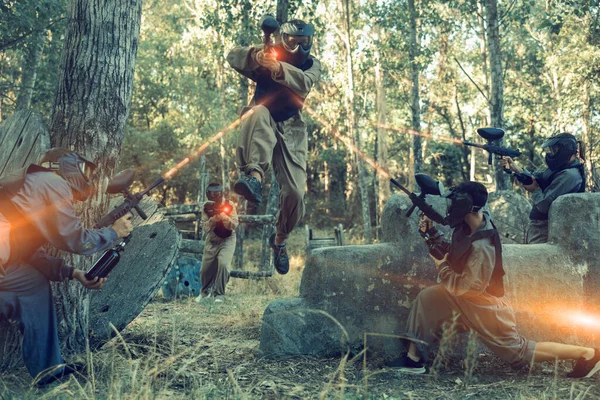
<box><xmin>276</xmin><ymin>0</ymin><xmax>290</xmax><ymax>23</ymax></box>
<box><xmin>15</xmin><ymin>29</ymin><xmax>46</xmax><ymax>111</ymax></box>
<box><xmin>485</xmin><ymin>0</ymin><xmax>508</xmax><ymax>190</ymax></box>
<box><xmin>582</xmin><ymin>80</ymin><xmax>594</xmax><ymax>190</ymax></box>
<box><xmin>48</xmin><ymin>0</ymin><xmax>142</xmax><ymax>355</ymax></box>
<box><xmin>374</xmin><ymin>25</ymin><xmax>389</xmax><ymax>233</ymax></box>
<box><xmin>408</xmin><ymin>0</ymin><xmax>422</xmax><ymax>188</ymax></box>
<box><xmin>343</xmin><ymin>0</ymin><xmax>372</xmax><ymax>243</ymax></box>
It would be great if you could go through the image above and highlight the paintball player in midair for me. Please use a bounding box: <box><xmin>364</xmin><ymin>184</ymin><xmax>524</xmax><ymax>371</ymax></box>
<box><xmin>226</xmin><ymin>17</ymin><xmax>321</xmax><ymax>275</ymax></box>
<box><xmin>388</xmin><ymin>181</ymin><xmax>600</xmax><ymax>378</ymax></box>
<box><xmin>500</xmin><ymin>133</ymin><xmax>585</xmax><ymax>244</ymax></box>
<box><xmin>0</xmin><ymin>148</ymin><xmax>133</xmax><ymax>386</ymax></box>
<box><xmin>195</xmin><ymin>183</ymin><xmax>238</xmax><ymax>303</ymax></box>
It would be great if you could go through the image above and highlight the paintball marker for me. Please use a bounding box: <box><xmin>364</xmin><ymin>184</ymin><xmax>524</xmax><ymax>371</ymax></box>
<box><xmin>390</xmin><ymin>174</ymin><xmax>450</xmax><ymax>259</ymax></box>
<box><xmin>463</xmin><ymin>128</ymin><xmax>521</xmax><ymax>174</ymax></box>
<box><xmin>87</xmin><ymin>169</ymin><xmax>164</xmax><ymax>280</ymax></box>
<box><xmin>204</xmin><ymin>201</ymin><xmax>233</xmax><ymax>218</ymax></box>
<box><xmin>389</xmin><ymin>173</ymin><xmax>446</xmax><ymax>225</ymax></box>
<box><xmin>260</xmin><ymin>14</ymin><xmax>280</xmax><ymax>52</ymax></box>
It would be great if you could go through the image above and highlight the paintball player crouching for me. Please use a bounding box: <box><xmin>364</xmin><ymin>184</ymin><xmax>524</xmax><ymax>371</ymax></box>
<box><xmin>195</xmin><ymin>183</ymin><xmax>238</xmax><ymax>303</ymax></box>
<box><xmin>0</xmin><ymin>148</ymin><xmax>133</xmax><ymax>386</ymax></box>
<box><xmin>500</xmin><ymin>133</ymin><xmax>585</xmax><ymax>244</ymax></box>
<box><xmin>388</xmin><ymin>181</ymin><xmax>600</xmax><ymax>378</ymax></box>
<box><xmin>227</xmin><ymin>18</ymin><xmax>321</xmax><ymax>275</ymax></box>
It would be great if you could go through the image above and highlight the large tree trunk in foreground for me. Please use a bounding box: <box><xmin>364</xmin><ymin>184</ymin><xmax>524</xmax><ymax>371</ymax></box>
<box><xmin>48</xmin><ymin>0</ymin><xmax>142</xmax><ymax>355</ymax></box>
<box><xmin>485</xmin><ymin>0</ymin><xmax>508</xmax><ymax>190</ymax></box>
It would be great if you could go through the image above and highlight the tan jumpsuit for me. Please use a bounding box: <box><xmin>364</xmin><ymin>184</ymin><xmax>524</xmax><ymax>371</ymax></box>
<box><xmin>226</xmin><ymin>47</ymin><xmax>321</xmax><ymax>240</ymax></box>
<box><xmin>199</xmin><ymin>202</ymin><xmax>239</xmax><ymax>296</ymax></box>
<box><xmin>407</xmin><ymin>216</ymin><xmax>536</xmax><ymax>368</ymax></box>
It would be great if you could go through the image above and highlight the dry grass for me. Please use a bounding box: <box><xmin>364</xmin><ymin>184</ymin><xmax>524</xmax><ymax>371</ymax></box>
<box><xmin>2</xmin><ymin>229</ymin><xmax>600</xmax><ymax>399</ymax></box>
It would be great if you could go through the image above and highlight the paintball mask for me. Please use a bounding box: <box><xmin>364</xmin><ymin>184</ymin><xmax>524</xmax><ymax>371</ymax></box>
<box><xmin>443</xmin><ymin>182</ymin><xmax>487</xmax><ymax>228</ymax></box>
<box><xmin>542</xmin><ymin>133</ymin><xmax>578</xmax><ymax>171</ymax></box>
<box><xmin>41</xmin><ymin>148</ymin><xmax>97</xmax><ymax>201</ymax></box>
<box><xmin>206</xmin><ymin>183</ymin><xmax>224</xmax><ymax>204</ymax></box>
<box><xmin>275</xmin><ymin>20</ymin><xmax>314</xmax><ymax>66</ymax></box>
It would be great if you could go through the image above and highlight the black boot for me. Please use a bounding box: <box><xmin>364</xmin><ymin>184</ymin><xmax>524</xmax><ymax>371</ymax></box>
<box><xmin>270</xmin><ymin>234</ymin><xmax>289</xmax><ymax>275</ymax></box>
<box><xmin>234</xmin><ymin>174</ymin><xmax>263</xmax><ymax>205</ymax></box>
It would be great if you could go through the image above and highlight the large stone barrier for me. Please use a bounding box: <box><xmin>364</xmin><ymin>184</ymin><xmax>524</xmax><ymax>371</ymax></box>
<box><xmin>259</xmin><ymin>193</ymin><xmax>600</xmax><ymax>358</ymax></box>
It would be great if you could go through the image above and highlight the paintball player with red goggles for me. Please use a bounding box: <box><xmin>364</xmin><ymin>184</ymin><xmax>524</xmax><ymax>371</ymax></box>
<box><xmin>195</xmin><ymin>183</ymin><xmax>238</xmax><ymax>303</ymax></box>
<box><xmin>0</xmin><ymin>148</ymin><xmax>133</xmax><ymax>386</ymax></box>
<box><xmin>226</xmin><ymin>17</ymin><xmax>321</xmax><ymax>275</ymax></box>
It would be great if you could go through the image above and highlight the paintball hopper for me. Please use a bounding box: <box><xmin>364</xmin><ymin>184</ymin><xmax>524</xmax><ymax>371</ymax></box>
<box><xmin>390</xmin><ymin>173</ymin><xmax>446</xmax><ymax>224</ymax></box>
<box><xmin>261</xmin><ymin>14</ymin><xmax>280</xmax><ymax>48</ymax></box>
<box><xmin>477</xmin><ymin>127</ymin><xmax>505</xmax><ymax>165</ymax></box>
<box><xmin>107</xmin><ymin>169</ymin><xmax>135</xmax><ymax>194</ymax></box>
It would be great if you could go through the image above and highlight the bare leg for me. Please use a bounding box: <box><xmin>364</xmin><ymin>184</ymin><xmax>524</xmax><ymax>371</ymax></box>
<box><xmin>250</xmin><ymin>171</ymin><xmax>262</xmax><ymax>183</ymax></box>
<box><xmin>408</xmin><ymin>342</ymin><xmax>420</xmax><ymax>361</ymax></box>
<box><xmin>533</xmin><ymin>342</ymin><xmax>594</xmax><ymax>362</ymax></box>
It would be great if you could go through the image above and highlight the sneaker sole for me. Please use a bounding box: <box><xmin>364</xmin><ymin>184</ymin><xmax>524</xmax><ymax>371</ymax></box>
<box><xmin>234</xmin><ymin>180</ymin><xmax>261</xmax><ymax>204</ymax></box>
<box><xmin>584</xmin><ymin>360</ymin><xmax>600</xmax><ymax>378</ymax></box>
<box><xmin>269</xmin><ymin>234</ymin><xmax>289</xmax><ymax>275</ymax></box>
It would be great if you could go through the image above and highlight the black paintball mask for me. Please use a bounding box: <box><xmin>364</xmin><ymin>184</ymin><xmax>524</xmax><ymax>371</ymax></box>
<box><xmin>41</xmin><ymin>148</ymin><xmax>97</xmax><ymax>201</ymax></box>
<box><xmin>206</xmin><ymin>184</ymin><xmax>224</xmax><ymax>204</ymax></box>
<box><xmin>275</xmin><ymin>20</ymin><xmax>314</xmax><ymax>66</ymax></box>
<box><xmin>542</xmin><ymin>133</ymin><xmax>578</xmax><ymax>171</ymax></box>
<box><xmin>443</xmin><ymin>182</ymin><xmax>487</xmax><ymax>228</ymax></box>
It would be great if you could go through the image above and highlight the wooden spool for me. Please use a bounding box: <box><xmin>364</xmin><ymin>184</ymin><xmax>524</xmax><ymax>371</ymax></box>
<box><xmin>305</xmin><ymin>224</ymin><xmax>345</xmax><ymax>258</ymax></box>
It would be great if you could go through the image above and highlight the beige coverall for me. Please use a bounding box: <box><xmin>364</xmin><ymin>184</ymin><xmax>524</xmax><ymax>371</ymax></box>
<box><xmin>226</xmin><ymin>47</ymin><xmax>321</xmax><ymax>240</ymax></box>
<box><xmin>407</xmin><ymin>216</ymin><xmax>536</xmax><ymax>368</ymax></box>
<box><xmin>199</xmin><ymin>202</ymin><xmax>239</xmax><ymax>296</ymax></box>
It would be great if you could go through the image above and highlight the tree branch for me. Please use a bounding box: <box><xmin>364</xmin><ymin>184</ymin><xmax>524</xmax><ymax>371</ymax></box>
<box><xmin>454</xmin><ymin>57</ymin><xmax>489</xmax><ymax>103</ymax></box>
<box><xmin>0</xmin><ymin>17</ymin><xmax>66</xmax><ymax>53</ymax></box>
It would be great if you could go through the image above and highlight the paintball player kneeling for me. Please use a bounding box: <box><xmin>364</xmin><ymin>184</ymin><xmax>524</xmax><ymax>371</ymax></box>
<box><xmin>226</xmin><ymin>18</ymin><xmax>321</xmax><ymax>275</ymax></box>
<box><xmin>0</xmin><ymin>148</ymin><xmax>133</xmax><ymax>386</ymax></box>
<box><xmin>500</xmin><ymin>133</ymin><xmax>585</xmax><ymax>244</ymax></box>
<box><xmin>195</xmin><ymin>183</ymin><xmax>238</xmax><ymax>303</ymax></box>
<box><xmin>388</xmin><ymin>181</ymin><xmax>600</xmax><ymax>378</ymax></box>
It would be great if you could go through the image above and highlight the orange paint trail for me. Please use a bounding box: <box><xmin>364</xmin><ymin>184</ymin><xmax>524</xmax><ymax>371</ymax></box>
<box><xmin>304</xmin><ymin>106</ymin><xmax>391</xmax><ymax>180</ymax></box>
<box><xmin>163</xmin><ymin>108</ymin><xmax>255</xmax><ymax>179</ymax></box>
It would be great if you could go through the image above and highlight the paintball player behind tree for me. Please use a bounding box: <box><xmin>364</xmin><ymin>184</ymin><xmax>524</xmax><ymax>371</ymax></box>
<box><xmin>387</xmin><ymin>181</ymin><xmax>600</xmax><ymax>378</ymax></box>
<box><xmin>195</xmin><ymin>183</ymin><xmax>238</xmax><ymax>304</ymax></box>
<box><xmin>226</xmin><ymin>18</ymin><xmax>321</xmax><ymax>275</ymax></box>
<box><xmin>500</xmin><ymin>133</ymin><xmax>585</xmax><ymax>244</ymax></box>
<box><xmin>0</xmin><ymin>148</ymin><xmax>133</xmax><ymax>386</ymax></box>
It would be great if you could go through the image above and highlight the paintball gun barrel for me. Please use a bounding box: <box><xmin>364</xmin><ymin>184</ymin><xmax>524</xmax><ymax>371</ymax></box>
<box><xmin>204</xmin><ymin>201</ymin><xmax>233</xmax><ymax>218</ymax></box>
<box><xmin>463</xmin><ymin>128</ymin><xmax>521</xmax><ymax>174</ymax></box>
<box><xmin>389</xmin><ymin>173</ymin><xmax>446</xmax><ymax>225</ymax></box>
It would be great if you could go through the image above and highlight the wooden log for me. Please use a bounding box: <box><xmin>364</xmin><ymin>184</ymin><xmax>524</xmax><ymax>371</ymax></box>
<box><xmin>180</xmin><ymin>239</ymin><xmax>204</xmax><ymax>254</ymax></box>
<box><xmin>164</xmin><ymin>203</ymin><xmax>200</xmax><ymax>215</ymax></box>
<box><xmin>88</xmin><ymin>196</ymin><xmax>180</xmax><ymax>347</ymax></box>
<box><xmin>230</xmin><ymin>270</ymin><xmax>273</xmax><ymax>279</ymax></box>
<box><xmin>169</xmin><ymin>213</ymin><xmax>275</xmax><ymax>225</ymax></box>
<box><xmin>0</xmin><ymin>111</ymin><xmax>50</xmax><ymax>371</ymax></box>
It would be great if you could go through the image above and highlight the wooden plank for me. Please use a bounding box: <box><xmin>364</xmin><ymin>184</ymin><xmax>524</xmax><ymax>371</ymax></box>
<box><xmin>0</xmin><ymin>110</ymin><xmax>50</xmax><ymax>176</ymax></box>
<box><xmin>88</xmin><ymin>196</ymin><xmax>180</xmax><ymax>347</ymax></box>
<box><xmin>169</xmin><ymin>213</ymin><xmax>275</xmax><ymax>225</ymax></box>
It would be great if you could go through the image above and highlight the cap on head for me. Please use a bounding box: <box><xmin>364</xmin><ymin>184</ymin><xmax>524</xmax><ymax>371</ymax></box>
<box><xmin>206</xmin><ymin>182</ymin><xmax>224</xmax><ymax>203</ymax></box>
<box><xmin>444</xmin><ymin>181</ymin><xmax>488</xmax><ymax>228</ymax></box>
<box><xmin>41</xmin><ymin>148</ymin><xmax>97</xmax><ymax>201</ymax></box>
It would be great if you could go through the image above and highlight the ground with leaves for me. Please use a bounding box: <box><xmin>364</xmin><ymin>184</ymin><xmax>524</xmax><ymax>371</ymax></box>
<box><xmin>2</xmin><ymin>231</ymin><xmax>600</xmax><ymax>399</ymax></box>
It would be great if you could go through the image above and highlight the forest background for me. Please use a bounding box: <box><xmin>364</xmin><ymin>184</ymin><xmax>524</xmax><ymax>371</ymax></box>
<box><xmin>1</xmin><ymin>0</ymin><xmax>599</xmax><ymax>242</ymax></box>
